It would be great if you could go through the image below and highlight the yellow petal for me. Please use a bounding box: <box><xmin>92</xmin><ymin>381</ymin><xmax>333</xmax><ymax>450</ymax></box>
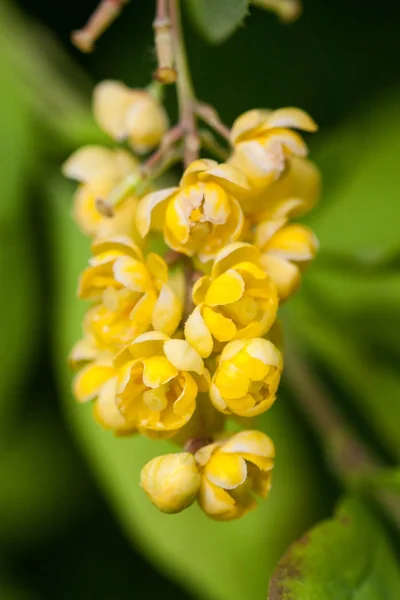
<box><xmin>69</xmin><ymin>338</ymin><xmax>99</xmax><ymax>367</ymax></box>
<box><xmin>212</xmin><ymin>242</ymin><xmax>259</xmax><ymax>277</ymax></box>
<box><xmin>230</xmin><ymin>109</ymin><xmax>271</xmax><ymax>144</ymax></box>
<box><xmin>228</xmin><ymin>141</ymin><xmax>284</xmax><ymax>190</ymax></box>
<box><xmin>209</xmin><ymin>382</ymin><xmax>229</xmax><ymax>413</ymax></box>
<box><xmin>145</xmin><ymin>253</ymin><xmax>168</xmax><ymax>284</ymax></box>
<box><xmin>254</xmin><ymin>218</ymin><xmax>287</xmax><ymax>250</ymax></box>
<box><xmin>92</xmin><ymin>235</ymin><xmax>143</xmax><ymax>260</ymax></box>
<box><xmin>152</xmin><ymin>284</ymin><xmax>182</xmax><ymax>336</ymax></box>
<box><xmin>93</xmin><ymin>80</ymin><xmax>137</xmax><ymax>140</ymax></box>
<box><xmin>202</xmin><ymin>182</ymin><xmax>231</xmax><ymax>224</ymax></box>
<box><xmin>94</xmin><ymin>376</ymin><xmax>136</xmax><ymax>433</ymax></box>
<box><xmin>219</xmin><ymin>339</ymin><xmax>246</xmax><ymax>362</ymax></box>
<box><xmin>62</xmin><ymin>146</ymin><xmax>115</xmax><ymax>182</ymax></box>
<box><xmin>135</xmin><ymin>188</ymin><xmax>178</xmax><ymax>237</ymax></box>
<box><xmin>197</xmin><ymin>478</ymin><xmax>237</xmax><ymax>520</ymax></box>
<box><xmin>265</xmin><ymin>224</ymin><xmax>319</xmax><ymax>261</ymax></box>
<box><xmin>206</xmin><ymin>454</ymin><xmax>247</xmax><ymax>490</ymax></box>
<box><xmin>192</xmin><ymin>276</ymin><xmax>211</xmax><ymax>305</ymax></box>
<box><xmin>180</xmin><ymin>158</ymin><xmax>217</xmax><ymax>187</ymax></box>
<box><xmin>129</xmin><ymin>290</ymin><xmax>157</xmax><ymax>334</ymax></box>
<box><xmin>246</xmin><ymin>338</ymin><xmax>283</xmax><ymax>369</ymax></box>
<box><xmin>142</xmin><ymin>356</ymin><xmax>178</xmax><ymax>388</ymax></box>
<box><xmin>125</xmin><ymin>95</ymin><xmax>168</xmax><ymax>153</ymax></box>
<box><xmin>221</xmin><ymin>430</ymin><xmax>275</xmax><ymax>458</ymax></box>
<box><xmin>205</xmin><ymin>270</ymin><xmax>245</xmax><ymax>306</ymax></box>
<box><xmin>201</xmin><ymin>163</ymin><xmax>250</xmax><ymax>193</ymax></box>
<box><xmin>230</xmin><ymin>349</ymin><xmax>269</xmax><ymax>381</ymax></box>
<box><xmin>163</xmin><ymin>339</ymin><xmax>204</xmax><ymax>374</ymax></box>
<box><xmin>260</xmin><ymin>254</ymin><xmax>301</xmax><ymax>300</ymax></box>
<box><xmin>113</xmin><ymin>256</ymin><xmax>151</xmax><ymax>292</ymax></box>
<box><xmin>173</xmin><ymin>372</ymin><xmax>198</xmax><ymax>417</ymax></box>
<box><xmin>184</xmin><ymin>305</ymin><xmax>214</xmax><ymax>358</ymax></box>
<box><xmin>202</xmin><ymin>306</ymin><xmax>236</xmax><ymax>342</ymax></box>
<box><xmin>214</xmin><ymin>362</ymin><xmax>250</xmax><ymax>399</ymax></box>
<box><xmin>73</xmin><ymin>362</ymin><xmax>114</xmax><ymax>403</ymax></box>
<box><xmin>195</xmin><ymin>442</ymin><xmax>221</xmax><ymax>467</ymax></box>
<box><xmin>264</xmin><ymin>107</ymin><xmax>317</xmax><ymax>132</ymax></box>
<box><xmin>129</xmin><ymin>331</ymin><xmax>169</xmax><ymax>358</ymax></box>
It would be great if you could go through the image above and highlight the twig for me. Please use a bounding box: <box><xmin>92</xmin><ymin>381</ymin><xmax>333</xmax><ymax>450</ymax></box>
<box><xmin>153</xmin><ymin>0</ymin><xmax>177</xmax><ymax>84</ymax></box>
<box><xmin>284</xmin><ymin>337</ymin><xmax>400</xmax><ymax>532</ymax></box>
<box><xmin>71</xmin><ymin>0</ymin><xmax>128</xmax><ymax>53</ymax></box>
<box><xmin>196</xmin><ymin>102</ymin><xmax>231</xmax><ymax>142</ymax></box>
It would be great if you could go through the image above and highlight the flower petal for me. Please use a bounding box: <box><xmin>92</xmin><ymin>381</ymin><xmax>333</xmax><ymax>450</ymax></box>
<box><xmin>206</xmin><ymin>454</ymin><xmax>247</xmax><ymax>490</ymax></box>
<box><xmin>203</xmin><ymin>307</ymin><xmax>236</xmax><ymax>342</ymax></box>
<box><xmin>214</xmin><ymin>362</ymin><xmax>250</xmax><ymax>399</ymax></box>
<box><xmin>221</xmin><ymin>430</ymin><xmax>275</xmax><ymax>458</ymax></box>
<box><xmin>73</xmin><ymin>362</ymin><xmax>114</xmax><ymax>403</ymax></box>
<box><xmin>163</xmin><ymin>339</ymin><xmax>204</xmax><ymax>374</ymax></box>
<box><xmin>205</xmin><ymin>270</ymin><xmax>245</xmax><ymax>306</ymax></box>
<box><xmin>135</xmin><ymin>188</ymin><xmax>178</xmax><ymax>237</ymax></box>
<box><xmin>142</xmin><ymin>356</ymin><xmax>178</xmax><ymax>388</ymax></box>
<box><xmin>264</xmin><ymin>107</ymin><xmax>318</xmax><ymax>132</ymax></box>
<box><xmin>184</xmin><ymin>305</ymin><xmax>214</xmax><ymax>358</ymax></box>
<box><xmin>152</xmin><ymin>284</ymin><xmax>182</xmax><ymax>336</ymax></box>
<box><xmin>93</xmin><ymin>80</ymin><xmax>137</xmax><ymax>140</ymax></box>
<box><xmin>113</xmin><ymin>256</ymin><xmax>152</xmax><ymax>292</ymax></box>
<box><xmin>62</xmin><ymin>146</ymin><xmax>115</xmax><ymax>182</ymax></box>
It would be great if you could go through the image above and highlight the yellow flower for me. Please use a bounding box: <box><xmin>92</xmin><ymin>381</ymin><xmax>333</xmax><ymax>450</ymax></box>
<box><xmin>185</xmin><ymin>243</ymin><xmax>278</xmax><ymax>357</ymax></box>
<box><xmin>140</xmin><ymin>452</ymin><xmax>201</xmax><ymax>513</ymax></box>
<box><xmin>136</xmin><ymin>159</ymin><xmax>248</xmax><ymax>262</ymax></box>
<box><xmin>255</xmin><ymin>218</ymin><xmax>319</xmax><ymax>300</ymax></box>
<box><xmin>70</xmin><ymin>338</ymin><xmax>136</xmax><ymax>436</ymax></box>
<box><xmin>78</xmin><ymin>236</ymin><xmax>183</xmax><ymax>338</ymax></box>
<box><xmin>195</xmin><ymin>430</ymin><xmax>275</xmax><ymax>520</ymax></box>
<box><xmin>115</xmin><ymin>332</ymin><xmax>210</xmax><ymax>438</ymax></box>
<box><xmin>63</xmin><ymin>145</ymin><xmax>141</xmax><ymax>238</ymax></box>
<box><xmin>229</xmin><ymin>107</ymin><xmax>318</xmax><ymax>214</ymax></box>
<box><xmin>93</xmin><ymin>80</ymin><xmax>169</xmax><ymax>153</ymax></box>
<box><xmin>210</xmin><ymin>338</ymin><xmax>283</xmax><ymax>417</ymax></box>
<box><xmin>247</xmin><ymin>155</ymin><xmax>322</xmax><ymax>220</ymax></box>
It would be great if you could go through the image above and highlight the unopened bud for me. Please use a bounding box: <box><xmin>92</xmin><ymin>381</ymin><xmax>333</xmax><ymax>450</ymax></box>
<box><xmin>93</xmin><ymin>81</ymin><xmax>169</xmax><ymax>154</ymax></box>
<box><xmin>140</xmin><ymin>453</ymin><xmax>201</xmax><ymax>513</ymax></box>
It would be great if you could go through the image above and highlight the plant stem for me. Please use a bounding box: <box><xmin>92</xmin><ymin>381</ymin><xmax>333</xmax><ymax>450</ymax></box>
<box><xmin>284</xmin><ymin>337</ymin><xmax>400</xmax><ymax>532</ymax></box>
<box><xmin>169</xmin><ymin>0</ymin><xmax>199</xmax><ymax>166</ymax></box>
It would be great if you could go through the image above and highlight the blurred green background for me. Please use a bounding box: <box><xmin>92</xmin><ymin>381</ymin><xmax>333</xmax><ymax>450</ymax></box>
<box><xmin>1</xmin><ymin>0</ymin><xmax>400</xmax><ymax>598</ymax></box>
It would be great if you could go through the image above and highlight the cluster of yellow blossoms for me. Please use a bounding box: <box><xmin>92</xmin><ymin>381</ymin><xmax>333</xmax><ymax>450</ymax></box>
<box><xmin>65</xmin><ymin>80</ymin><xmax>320</xmax><ymax>520</ymax></box>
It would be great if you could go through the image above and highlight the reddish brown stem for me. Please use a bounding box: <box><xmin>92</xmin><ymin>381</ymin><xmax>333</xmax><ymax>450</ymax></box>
<box><xmin>71</xmin><ymin>0</ymin><xmax>128</xmax><ymax>53</ymax></box>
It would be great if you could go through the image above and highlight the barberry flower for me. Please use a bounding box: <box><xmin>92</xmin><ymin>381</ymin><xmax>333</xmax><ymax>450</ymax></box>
<box><xmin>93</xmin><ymin>80</ymin><xmax>169</xmax><ymax>153</ymax></box>
<box><xmin>140</xmin><ymin>452</ymin><xmax>201</xmax><ymax>513</ymax></box>
<box><xmin>70</xmin><ymin>339</ymin><xmax>136</xmax><ymax>435</ymax></box>
<box><xmin>255</xmin><ymin>219</ymin><xmax>319</xmax><ymax>300</ymax></box>
<box><xmin>229</xmin><ymin>107</ymin><xmax>318</xmax><ymax>213</ymax></box>
<box><xmin>115</xmin><ymin>332</ymin><xmax>210</xmax><ymax>438</ymax></box>
<box><xmin>195</xmin><ymin>430</ymin><xmax>275</xmax><ymax>520</ymax></box>
<box><xmin>185</xmin><ymin>243</ymin><xmax>278</xmax><ymax>357</ymax></box>
<box><xmin>135</xmin><ymin>159</ymin><xmax>248</xmax><ymax>262</ymax></box>
<box><xmin>63</xmin><ymin>145</ymin><xmax>140</xmax><ymax>238</ymax></box>
<box><xmin>210</xmin><ymin>338</ymin><xmax>283</xmax><ymax>417</ymax></box>
<box><xmin>78</xmin><ymin>236</ymin><xmax>183</xmax><ymax>338</ymax></box>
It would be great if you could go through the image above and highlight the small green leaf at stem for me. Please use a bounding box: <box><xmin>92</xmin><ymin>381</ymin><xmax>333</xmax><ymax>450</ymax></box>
<box><xmin>269</xmin><ymin>496</ymin><xmax>400</xmax><ymax>600</ymax></box>
<box><xmin>183</xmin><ymin>0</ymin><xmax>250</xmax><ymax>44</ymax></box>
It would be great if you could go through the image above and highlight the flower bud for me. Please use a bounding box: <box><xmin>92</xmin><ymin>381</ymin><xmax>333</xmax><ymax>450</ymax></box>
<box><xmin>140</xmin><ymin>453</ymin><xmax>201</xmax><ymax>513</ymax></box>
<box><xmin>93</xmin><ymin>80</ymin><xmax>168</xmax><ymax>154</ymax></box>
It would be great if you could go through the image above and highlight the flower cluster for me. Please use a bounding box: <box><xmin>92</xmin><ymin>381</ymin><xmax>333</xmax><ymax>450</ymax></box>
<box><xmin>66</xmin><ymin>80</ymin><xmax>320</xmax><ymax>520</ymax></box>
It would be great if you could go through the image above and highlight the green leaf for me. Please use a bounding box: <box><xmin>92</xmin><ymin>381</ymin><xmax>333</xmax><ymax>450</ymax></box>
<box><xmin>268</xmin><ymin>496</ymin><xmax>400</xmax><ymax>600</ymax></box>
<box><xmin>0</xmin><ymin>410</ymin><xmax>88</xmax><ymax>546</ymax></box>
<box><xmin>184</xmin><ymin>0</ymin><xmax>249</xmax><ymax>44</ymax></box>
<box><xmin>49</xmin><ymin>177</ymin><xmax>325</xmax><ymax>600</ymax></box>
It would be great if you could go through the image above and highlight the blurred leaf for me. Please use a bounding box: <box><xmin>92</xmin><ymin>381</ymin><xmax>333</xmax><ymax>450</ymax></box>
<box><xmin>268</xmin><ymin>496</ymin><xmax>400</xmax><ymax>599</ymax></box>
<box><xmin>184</xmin><ymin>0</ymin><xmax>249</xmax><ymax>44</ymax></box>
<box><xmin>309</xmin><ymin>90</ymin><xmax>400</xmax><ymax>263</ymax></box>
<box><xmin>285</xmin><ymin>294</ymin><xmax>400</xmax><ymax>460</ymax></box>
<box><xmin>282</xmin><ymin>91</ymin><xmax>400</xmax><ymax>459</ymax></box>
<box><xmin>0</xmin><ymin>409</ymin><xmax>88</xmax><ymax>547</ymax></box>
<box><xmin>49</xmin><ymin>177</ymin><xmax>325</xmax><ymax>600</ymax></box>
